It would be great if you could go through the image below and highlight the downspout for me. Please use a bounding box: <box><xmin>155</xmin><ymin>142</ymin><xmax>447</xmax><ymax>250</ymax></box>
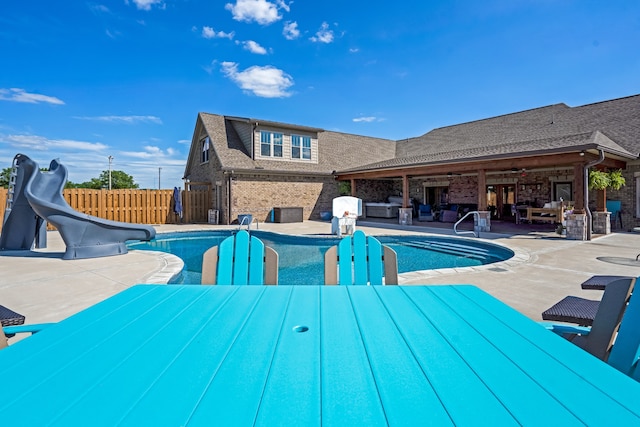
<box><xmin>584</xmin><ymin>149</ymin><xmax>605</xmax><ymax>240</ymax></box>
<box><xmin>226</xmin><ymin>171</ymin><xmax>233</xmax><ymax>225</ymax></box>
<box><xmin>251</xmin><ymin>122</ymin><xmax>258</xmax><ymax>159</ymax></box>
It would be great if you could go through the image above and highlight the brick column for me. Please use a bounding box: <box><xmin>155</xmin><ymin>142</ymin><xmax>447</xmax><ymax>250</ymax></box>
<box><xmin>566</xmin><ymin>213</ymin><xmax>587</xmax><ymax>240</ymax></box>
<box><xmin>592</xmin><ymin>211</ymin><xmax>611</xmax><ymax>235</ymax></box>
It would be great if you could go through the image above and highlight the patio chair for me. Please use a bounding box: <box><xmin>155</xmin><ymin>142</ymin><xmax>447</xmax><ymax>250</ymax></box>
<box><xmin>606</xmin><ymin>277</ymin><xmax>640</xmax><ymax>380</ymax></box>
<box><xmin>201</xmin><ymin>230</ymin><xmax>278</xmax><ymax>285</ymax></box>
<box><xmin>606</xmin><ymin>200</ymin><xmax>622</xmax><ymax>229</ymax></box>
<box><xmin>324</xmin><ymin>230</ymin><xmax>398</xmax><ymax>285</ymax></box>
<box><xmin>541</xmin><ymin>275</ymin><xmax>635</xmax><ymax>325</ymax></box>
<box><xmin>418</xmin><ymin>204</ymin><xmax>434</xmax><ymax>221</ymax></box>
<box><xmin>1</xmin><ymin>323</ymin><xmax>53</xmax><ymax>349</ymax></box>
<box><xmin>542</xmin><ymin>277</ymin><xmax>636</xmax><ymax>361</ymax></box>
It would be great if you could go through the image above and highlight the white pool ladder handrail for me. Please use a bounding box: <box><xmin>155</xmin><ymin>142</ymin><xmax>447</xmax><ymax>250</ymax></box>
<box><xmin>454</xmin><ymin>211</ymin><xmax>480</xmax><ymax>238</ymax></box>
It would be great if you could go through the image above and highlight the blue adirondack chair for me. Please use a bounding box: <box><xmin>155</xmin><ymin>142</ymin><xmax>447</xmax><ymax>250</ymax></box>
<box><xmin>201</xmin><ymin>230</ymin><xmax>278</xmax><ymax>285</ymax></box>
<box><xmin>607</xmin><ymin>277</ymin><xmax>640</xmax><ymax>380</ymax></box>
<box><xmin>324</xmin><ymin>230</ymin><xmax>398</xmax><ymax>285</ymax></box>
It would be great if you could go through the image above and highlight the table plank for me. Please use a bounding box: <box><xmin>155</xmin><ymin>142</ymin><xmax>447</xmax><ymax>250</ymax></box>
<box><xmin>448</xmin><ymin>285</ymin><xmax>640</xmax><ymax>417</ymax></box>
<box><xmin>320</xmin><ymin>286</ymin><xmax>387</xmax><ymax>425</ymax></box>
<box><xmin>346</xmin><ymin>286</ymin><xmax>455</xmax><ymax>425</ymax></box>
<box><xmin>0</xmin><ymin>285</ymin><xmax>186</xmax><ymax>420</ymax></box>
<box><xmin>405</xmin><ymin>286</ymin><xmax>640</xmax><ymax>425</ymax></box>
<box><xmin>57</xmin><ymin>285</ymin><xmax>256</xmax><ymax>425</ymax></box>
<box><xmin>254</xmin><ymin>286</ymin><xmax>322</xmax><ymax>426</ymax></box>
<box><xmin>373</xmin><ymin>286</ymin><xmax>522</xmax><ymax>426</ymax></box>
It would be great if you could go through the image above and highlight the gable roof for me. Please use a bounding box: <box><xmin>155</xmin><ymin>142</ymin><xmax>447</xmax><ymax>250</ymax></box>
<box><xmin>195</xmin><ymin>113</ymin><xmax>397</xmax><ymax>175</ymax></box>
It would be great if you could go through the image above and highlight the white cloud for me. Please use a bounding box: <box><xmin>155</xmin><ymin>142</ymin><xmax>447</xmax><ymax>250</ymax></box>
<box><xmin>2</xmin><ymin>134</ymin><xmax>108</xmax><ymax>152</ymax></box>
<box><xmin>221</xmin><ymin>62</ymin><xmax>293</xmax><ymax>98</ymax></box>
<box><xmin>106</xmin><ymin>29</ymin><xmax>122</xmax><ymax>39</ymax></box>
<box><xmin>202</xmin><ymin>26</ymin><xmax>235</xmax><ymax>40</ymax></box>
<box><xmin>353</xmin><ymin>116</ymin><xmax>383</xmax><ymax>123</ymax></box>
<box><xmin>0</xmin><ymin>88</ymin><xmax>65</xmax><ymax>105</ymax></box>
<box><xmin>177</xmin><ymin>139</ymin><xmax>191</xmax><ymax>145</ymax></box>
<box><xmin>241</xmin><ymin>40</ymin><xmax>267</xmax><ymax>54</ymax></box>
<box><xmin>90</xmin><ymin>4</ymin><xmax>111</xmax><ymax>14</ymax></box>
<box><xmin>275</xmin><ymin>0</ymin><xmax>291</xmax><ymax>12</ymax></box>
<box><xmin>310</xmin><ymin>22</ymin><xmax>334</xmax><ymax>43</ymax></box>
<box><xmin>120</xmin><ymin>145</ymin><xmax>166</xmax><ymax>159</ymax></box>
<box><xmin>225</xmin><ymin>0</ymin><xmax>282</xmax><ymax>25</ymax></box>
<box><xmin>283</xmin><ymin>21</ymin><xmax>299</xmax><ymax>40</ymax></box>
<box><xmin>349</xmin><ymin>48</ymin><xmax>359</xmax><ymax>53</ymax></box>
<box><xmin>128</xmin><ymin>0</ymin><xmax>165</xmax><ymax>11</ymax></box>
<box><xmin>73</xmin><ymin>115</ymin><xmax>162</xmax><ymax>124</ymax></box>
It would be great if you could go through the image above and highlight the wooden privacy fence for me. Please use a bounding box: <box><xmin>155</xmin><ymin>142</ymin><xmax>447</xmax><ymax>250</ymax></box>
<box><xmin>0</xmin><ymin>188</ymin><xmax>212</xmax><ymax>231</ymax></box>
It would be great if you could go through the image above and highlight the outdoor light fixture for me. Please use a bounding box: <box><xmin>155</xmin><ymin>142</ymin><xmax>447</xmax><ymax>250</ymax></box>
<box><xmin>580</xmin><ymin>151</ymin><xmax>585</xmax><ymax>156</ymax></box>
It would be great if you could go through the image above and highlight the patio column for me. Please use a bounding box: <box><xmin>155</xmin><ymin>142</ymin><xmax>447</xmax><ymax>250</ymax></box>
<box><xmin>402</xmin><ymin>175</ymin><xmax>409</xmax><ymax>208</ymax></box>
<box><xmin>573</xmin><ymin>163</ymin><xmax>585</xmax><ymax>211</ymax></box>
<box><xmin>477</xmin><ymin>169</ymin><xmax>487</xmax><ymax>211</ymax></box>
<box><xmin>350</xmin><ymin>178</ymin><xmax>356</xmax><ymax>197</ymax></box>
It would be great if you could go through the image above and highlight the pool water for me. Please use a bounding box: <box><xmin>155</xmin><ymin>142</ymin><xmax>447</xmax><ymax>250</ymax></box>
<box><xmin>128</xmin><ymin>231</ymin><xmax>514</xmax><ymax>285</ymax></box>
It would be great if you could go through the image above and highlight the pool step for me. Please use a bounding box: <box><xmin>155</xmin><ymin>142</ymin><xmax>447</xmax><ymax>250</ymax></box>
<box><xmin>404</xmin><ymin>241</ymin><xmax>493</xmax><ymax>261</ymax></box>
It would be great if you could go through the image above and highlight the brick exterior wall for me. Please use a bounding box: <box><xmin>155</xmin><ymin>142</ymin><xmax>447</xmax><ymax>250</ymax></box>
<box><xmin>230</xmin><ymin>174</ymin><xmax>339</xmax><ymax>223</ymax></box>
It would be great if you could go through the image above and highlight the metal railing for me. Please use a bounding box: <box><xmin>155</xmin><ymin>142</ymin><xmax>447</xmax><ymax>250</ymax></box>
<box><xmin>453</xmin><ymin>211</ymin><xmax>480</xmax><ymax>238</ymax></box>
<box><xmin>237</xmin><ymin>215</ymin><xmax>258</xmax><ymax>231</ymax></box>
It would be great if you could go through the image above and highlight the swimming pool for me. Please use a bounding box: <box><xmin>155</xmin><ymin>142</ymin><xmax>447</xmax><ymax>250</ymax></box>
<box><xmin>128</xmin><ymin>231</ymin><xmax>514</xmax><ymax>285</ymax></box>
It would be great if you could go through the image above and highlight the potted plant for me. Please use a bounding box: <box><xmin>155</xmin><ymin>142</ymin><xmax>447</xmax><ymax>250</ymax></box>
<box><xmin>337</xmin><ymin>181</ymin><xmax>351</xmax><ymax>196</ymax></box>
<box><xmin>589</xmin><ymin>169</ymin><xmax>625</xmax><ymax>211</ymax></box>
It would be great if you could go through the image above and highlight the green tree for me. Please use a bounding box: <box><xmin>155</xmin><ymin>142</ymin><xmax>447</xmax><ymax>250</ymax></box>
<box><xmin>80</xmin><ymin>170</ymin><xmax>139</xmax><ymax>189</ymax></box>
<box><xmin>0</xmin><ymin>166</ymin><xmax>51</xmax><ymax>188</ymax></box>
<box><xmin>0</xmin><ymin>167</ymin><xmax>11</xmax><ymax>188</ymax></box>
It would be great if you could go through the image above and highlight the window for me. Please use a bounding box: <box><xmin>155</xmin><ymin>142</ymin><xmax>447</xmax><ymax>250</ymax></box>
<box><xmin>201</xmin><ymin>136</ymin><xmax>210</xmax><ymax>163</ymax></box>
<box><xmin>260</xmin><ymin>131</ymin><xmax>283</xmax><ymax>158</ymax></box>
<box><xmin>292</xmin><ymin>135</ymin><xmax>311</xmax><ymax>160</ymax></box>
<box><xmin>554</xmin><ymin>182</ymin><xmax>572</xmax><ymax>202</ymax></box>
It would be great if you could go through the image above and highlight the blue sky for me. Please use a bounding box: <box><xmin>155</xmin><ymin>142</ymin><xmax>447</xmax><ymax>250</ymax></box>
<box><xmin>1</xmin><ymin>1</ymin><xmax>639</xmax><ymax>189</ymax></box>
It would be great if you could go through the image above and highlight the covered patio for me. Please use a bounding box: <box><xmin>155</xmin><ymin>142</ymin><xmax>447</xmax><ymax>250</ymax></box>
<box><xmin>337</xmin><ymin>131</ymin><xmax>631</xmax><ymax>240</ymax></box>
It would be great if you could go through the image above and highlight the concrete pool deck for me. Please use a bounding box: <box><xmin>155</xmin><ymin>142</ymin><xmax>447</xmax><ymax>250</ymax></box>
<box><xmin>1</xmin><ymin>220</ymin><xmax>639</xmax><ymax>334</ymax></box>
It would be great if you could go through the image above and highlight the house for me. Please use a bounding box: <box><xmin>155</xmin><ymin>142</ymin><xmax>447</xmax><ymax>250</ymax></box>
<box><xmin>184</xmin><ymin>94</ymin><xmax>640</xmax><ymax>237</ymax></box>
<box><xmin>183</xmin><ymin>114</ymin><xmax>396</xmax><ymax>224</ymax></box>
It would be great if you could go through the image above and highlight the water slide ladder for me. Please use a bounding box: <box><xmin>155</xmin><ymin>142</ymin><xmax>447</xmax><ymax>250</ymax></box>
<box><xmin>2</xmin><ymin>158</ymin><xmax>19</xmax><ymax>224</ymax></box>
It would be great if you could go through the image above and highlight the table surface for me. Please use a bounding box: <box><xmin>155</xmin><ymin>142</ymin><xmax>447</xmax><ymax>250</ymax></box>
<box><xmin>2</xmin><ymin>285</ymin><xmax>640</xmax><ymax>426</ymax></box>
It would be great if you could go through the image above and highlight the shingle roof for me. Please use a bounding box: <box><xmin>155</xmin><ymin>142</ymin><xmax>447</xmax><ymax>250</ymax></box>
<box><xmin>349</xmin><ymin>94</ymin><xmax>640</xmax><ymax>173</ymax></box>
<box><xmin>341</xmin><ymin>131</ymin><xmax>630</xmax><ymax>172</ymax></box>
<box><xmin>197</xmin><ymin>94</ymin><xmax>640</xmax><ymax>176</ymax></box>
<box><xmin>199</xmin><ymin>113</ymin><xmax>396</xmax><ymax>175</ymax></box>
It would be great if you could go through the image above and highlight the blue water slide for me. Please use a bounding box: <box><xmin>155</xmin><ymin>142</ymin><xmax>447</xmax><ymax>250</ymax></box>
<box><xmin>0</xmin><ymin>154</ymin><xmax>155</xmax><ymax>260</ymax></box>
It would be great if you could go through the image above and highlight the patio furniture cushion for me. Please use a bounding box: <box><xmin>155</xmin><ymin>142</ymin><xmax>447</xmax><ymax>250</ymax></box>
<box><xmin>418</xmin><ymin>204</ymin><xmax>434</xmax><ymax>221</ymax></box>
<box><xmin>581</xmin><ymin>275</ymin><xmax>634</xmax><ymax>290</ymax></box>
<box><xmin>0</xmin><ymin>305</ymin><xmax>25</xmax><ymax>327</ymax></box>
<box><xmin>541</xmin><ymin>296</ymin><xmax>600</xmax><ymax>326</ymax></box>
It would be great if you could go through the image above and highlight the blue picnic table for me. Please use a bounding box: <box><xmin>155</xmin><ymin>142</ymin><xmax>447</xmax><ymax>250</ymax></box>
<box><xmin>1</xmin><ymin>284</ymin><xmax>639</xmax><ymax>425</ymax></box>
